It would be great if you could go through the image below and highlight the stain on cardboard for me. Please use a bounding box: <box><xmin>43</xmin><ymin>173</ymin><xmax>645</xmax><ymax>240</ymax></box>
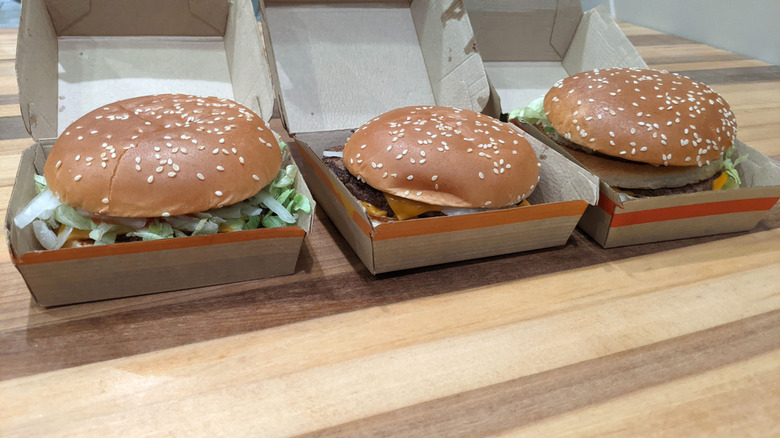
<box><xmin>464</xmin><ymin>35</ymin><xmax>478</xmax><ymax>54</ymax></box>
<box><xmin>441</xmin><ymin>0</ymin><xmax>465</xmax><ymax>26</ymax></box>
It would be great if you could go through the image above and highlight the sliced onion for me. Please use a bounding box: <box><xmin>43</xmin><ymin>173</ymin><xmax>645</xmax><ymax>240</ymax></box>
<box><xmin>322</xmin><ymin>150</ymin><xmax>343</xmax><ymax>158</ymax></box>
<box><xmin>56</xmin><ymin>226</ymin><xmax>73</xmax><ymax>249</ymax></box>
<box><xmin>256</xmin><ymin>190</ymin><xmax>295</xmax><ymax>224</ymax></box>
<box><xmin>439</xmin><ymin>207</ymin><xmax>487</xmax><ymax>217</ymax></box>
<box><xmin>164</xmin><ymin>215</ymin><xmax>202</xmax><ymax>232</ymax></box>
<box><xmin>208</xmin><ymin>204</ymin><xmax>242</xmax><ymax>219</ymax></box>
<box><xmin>14</xmin><ymin>189</ymin><xmax>61</xmax><ymax>230</ymax></box>
<box><xmin>32</xmin><ymin>220</ymin><xmax>63</xmax><ymax>250</ymax></box>
<box><xmin>240</xmin><ymin>205</ymin><xmax>264</xmax><ymax>217</ymax></box>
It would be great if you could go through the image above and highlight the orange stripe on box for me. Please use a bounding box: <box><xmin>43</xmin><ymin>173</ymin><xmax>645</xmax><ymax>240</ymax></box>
<box><xmin>597</xmin><ymin>193</ymin><xmax>617</xmax><ymax>215</ymax></box>
<box><xmin>17</xmin><ymin>226</ymin><xmax>306</xmax><ymax>265</ymax></box>
<box><xmin>372</xmin><ymin>201</ymin><xmax>588</xmax><ymax>241</ymax></box>
<box><xmin>609</xmin><ymin>197</ymin><xmax>780</xmax><ymax>227</ymax></box>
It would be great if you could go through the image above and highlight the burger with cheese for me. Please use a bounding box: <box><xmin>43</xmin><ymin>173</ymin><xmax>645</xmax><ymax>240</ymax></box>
<box><xmin>323</xmin><ymin>106</ymin><xmax>540</xmax><ymax>221</ymax></box>
<box><xmin>510</xmin><ymin>68</ymin><xmax>743</xmax><ymax>196</ymax></box>
<box><xmin>14</xmin><ymin>94</ymin><xmax>311</xmax><ymax>249</ymax></box>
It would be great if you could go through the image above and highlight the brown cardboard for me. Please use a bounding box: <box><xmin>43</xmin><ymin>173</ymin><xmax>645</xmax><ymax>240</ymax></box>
<box><xmin>465</xmin><ymin>1</ymin><xmax>780</xmax><ymax>247</ymax></box>
<box><xmin>261</xmin><ymin>0</ymin><xmax>598</xmax><ymax>273</ymax></box>
<box><xmin>516</xmin><ymin>124</ymin><xmax>780</xmax><ymax>248</ymax></box>
<box><xmin>295</xmin><ymin>126</ymin><xmax>597</xmax><ymax>274</ymax></box>
<box><xmin>6</xmin><ymin>0</ymin><xmax>314</xmax><ymax>306</ymax></box>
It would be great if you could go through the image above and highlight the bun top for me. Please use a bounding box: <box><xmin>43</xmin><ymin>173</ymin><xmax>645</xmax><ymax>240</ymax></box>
<box><xmin>544</xmin><ymin>68</ymin><xmax>736</xmax><ymax>167</ymax></box>
<box><xmin>44</xmin><ymin>94</ymin><xmax>282</xmax><ymax>217</ymax></box>
<box><xmin>343</xmin><ymin>106</ymin><xmax>540</xmax><ymax>209</ymax></box>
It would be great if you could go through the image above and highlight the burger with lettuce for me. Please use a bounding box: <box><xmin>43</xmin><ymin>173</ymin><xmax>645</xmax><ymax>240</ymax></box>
<box><xmin>14</xmin><ymin>94</ymin><xmax>311</xmax><ymax>250</ymax></box>
<box><xmin>510</xmin><ymin>68</ymin><xmax>744</xmax><ymax>196</ymax></box>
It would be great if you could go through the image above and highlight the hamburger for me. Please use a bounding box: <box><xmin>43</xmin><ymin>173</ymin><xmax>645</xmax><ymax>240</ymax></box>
<box><xmin>322</xmin><ymin>106</ymin><xmax>540</xmax><ymax>221</ymax></box>
<box><xmin>509</xmin><ymin>68</ymin><xmax>743</xmax><ymax>196</ymax></box>
<box><xmin>14</xmin><ymin>94</ymin><xmax>311</xmax><ymax>249</ymax></box>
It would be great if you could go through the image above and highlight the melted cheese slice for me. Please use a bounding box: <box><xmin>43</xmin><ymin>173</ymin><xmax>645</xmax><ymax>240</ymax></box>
<box><xmin>59</xmin><ymin>225</ymin><xmax>91</xmax><ymax>242</ymax></box>
<box><xmin>384</xmin><ymin>194</ymin><xmax>439</xmax><ymax>220</ymax></box>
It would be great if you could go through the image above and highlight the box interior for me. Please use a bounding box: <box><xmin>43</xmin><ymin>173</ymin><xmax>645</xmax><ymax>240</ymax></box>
<box><xmin>17</xmin><ymin>0</ymin><xmax>275</xmax><ymax>141</ymax></box>
<box><xmin>464</xmin><ymin>1</ymin><xmax>647</xmax><ymax>113</ymax></box>
<box><xmin>9</xmin><ymin>0</ymin><xmax>314</xmax><ymax>257</ymax></box>
<box><xmin>263</xmin><ymin>0</ymin><xmax>491</xmax><ymax>141</ymax></box>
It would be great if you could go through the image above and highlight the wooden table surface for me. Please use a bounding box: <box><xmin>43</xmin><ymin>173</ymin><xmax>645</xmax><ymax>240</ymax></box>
<box><xmin>1</xmin><ymin>23</ymin><xmax>780</xmax><ymax>436</ymax></box>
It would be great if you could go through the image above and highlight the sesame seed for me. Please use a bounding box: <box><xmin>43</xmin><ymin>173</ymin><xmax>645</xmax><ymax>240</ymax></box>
<box><xmin>216</xmin><ymin>166</ymin><xmax>224</xmax><ymax>171</ymax></box>
<box><xmin>74</xmin><ymin>175</ymin><xmax>82</xmax><ymax>181</ymax></box>
<box><xmin>478</xmin><ymin>172</ymin><xmax>484</xmax><ymax>179</ymax></box>
<box><xmin>135</xmin><ymin>164</ymin><xmax>141</xmax><ymax>171</ymax></box>
<box><xmin>219</xmin><ymin>138</ymin><xmax>225</xmax><ymax>144</ymax></box>
<box><xmin>168</xmin><ymin>172</ymin><xmax>176</xmax><ymax>177</ymax></box>
<box><xmin>101</xmin><ymin>198</ymin><xmax>109</xmax><ymax>204</ymax></box>
<box><xmin>75</xmin><ymin>155</ymin><xmax>81</xmax><ymax>161</ymax></box>
<box><xmin>407</xmin><ymin>175</ymin><xmax>414</xmax><ymax>180</ymax></box>
<box><xmin>215</xmin><ymin>191</ymin><xmax>223</xmax><ymax>196</ymax></box>
<box><xmin>55</xmin><ymin>160</ymin><xmax>62</xmax><ymax>168</ymax></box>
<box><xmin>77</xmin><ymin>136</ymin><xmax>83</xmax><ymax>140</ymax></box>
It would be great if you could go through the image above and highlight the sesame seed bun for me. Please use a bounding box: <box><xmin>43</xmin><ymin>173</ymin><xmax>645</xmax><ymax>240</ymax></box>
<box><xmin>543</xmin><ymin>68</ymin><xmax>736</xmax><ymax>189</ymax></box>
<box><xmin>44</xmin><ymin>94</ymin><xmax>282</xmax><ymax>217</ymax></box>
<box><xmin>343</xmin><ymin>106</ymin><xmax>539</xmax><ymax>209</ymax></box>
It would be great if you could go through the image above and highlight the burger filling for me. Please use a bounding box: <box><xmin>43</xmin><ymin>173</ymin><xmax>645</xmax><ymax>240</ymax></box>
<box><xmin>322</xmin><ymin>146</ymin><xmax>530</xmax><ymax>221</ymax></box>
<box><xmin>509</xmin><ymin>97</ymin><xmax>745</xmax><ymax>195</ymax></box>
<box><xmin>15</xmin><ymin>154</ymin><xmax>311</xmax><ymax>251</ymax></box>
<box><xmin>323</xmin><ymin>147</ymin><xmax>445</xmax><ymax>220</ymax></box>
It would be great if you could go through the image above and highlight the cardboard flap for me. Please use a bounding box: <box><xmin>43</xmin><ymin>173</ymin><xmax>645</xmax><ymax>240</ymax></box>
<box><xmin>515</xmin><ymin>126</ymin><xmax>599</xmax><ymax>206</ymax></box>
<box><xmin>225</xmin><ymin>0</ymin><xmax>276</xmax><ymax>121</ymax></box>
<box><xmin>264</xmin><ymin>3</ymin><xmax>435</xmax><ymax>135</ymax></box>
<box><xmin>16</xmin><ymin>0</ymin><xmax>59</xmax><ymax>140</ymax></box>
<box><xmin>411</xmin><ymin>0</ymin><xmax>490</xmax><ymax>112</ymax></box>
<box><xmin>44</xmin><ymin>0</ymin><xmax>228</xmax><ymax>36</ymax></box>
<box><xmin>18</xmin><ymin>0</ymin><xmax>275</xmax><ymax>139</ymax></box>
<box><xmin>484</xmin><ymin>62</ymin><xmax>569</xmax><ymax>113</ymax></box>
<box><xmin>463</xmin><ymin>0</ymin><xmax>582</xmax><ymax>62</ymax></box>
<box><xmin>735</xmin><ymin>139</ymin><xmax>780</xmax><ymax>187</ymax></box>
<box><xmin>56</xmin><ymin>36</ymin><xmax>236</xmax><ymax>136</ymax></box>
<box><xmin>562</xmin><ymin>7</ymin><xmax>647</xmax><ymax>73</ymax></box>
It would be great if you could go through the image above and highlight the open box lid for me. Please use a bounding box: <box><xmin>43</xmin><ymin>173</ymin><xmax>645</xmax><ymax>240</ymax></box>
<box><xmin>16</xmin><ymin>0</ymin><xmax>276</xmax><ymax>142</ymax></box>
<box><xmin>260</xmin><ymin>0</ymin><xmax>491</xmax><ymax>139</ymax></box>
<box><xmin>463</xmin><ymin>0</ymin><xmax>647</xmax><ymax>113</ymax></box>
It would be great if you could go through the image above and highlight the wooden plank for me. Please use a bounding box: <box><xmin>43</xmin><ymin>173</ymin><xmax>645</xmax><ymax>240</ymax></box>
<box><xmin>650</xmin><ymin>59</ymin><xmax>769</xmax><ymax>73</ymax></box>
<box><xmin>673</xmin><ymin>66</ymin><xmax>780</xmax><ymax>85</ymax></box>
<box><xmin>0</xmin><ymin>235</ymin><xmax>778</xmax><ymax>435</ymax></box>
<box><xmin>507</xmin><ymin>350</ymin><xmax>780</xmax><ymax>437</ymax></box>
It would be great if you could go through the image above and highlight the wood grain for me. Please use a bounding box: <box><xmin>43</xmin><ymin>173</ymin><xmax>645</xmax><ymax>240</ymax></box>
<box><xmin>0</xmin><ymin>20</ymin><xmax>779</xmax><ymax>436</ymax></box>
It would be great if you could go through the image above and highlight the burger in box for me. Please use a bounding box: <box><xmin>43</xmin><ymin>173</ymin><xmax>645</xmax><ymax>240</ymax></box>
<box><xmin>509</xmin><ymin>68</ymin><xmax>744</xmax><ymax>197</ymax></box>
<box><xmin>321</xmin><ymin>106</ymin><xmax>541</xmax><ymax>221</ymax></box>
<box><xmin>14</xmin><ymin>94</ymin><xmax>311</xmax><ymax>249</ymax></box>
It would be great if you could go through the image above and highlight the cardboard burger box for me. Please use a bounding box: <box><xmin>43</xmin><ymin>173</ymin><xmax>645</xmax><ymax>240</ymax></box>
<box><xmin>5</xmin><ymin>0</ymin><xmax>315</xmax><ymax>306</ymax></box>
<box><xmin>464</xmin><ymin>0</ymin><xmax>780</xmax><ymax>247</ymax></box>
<box><xmin>259</xmin><ymin>0</ymin><xmax>598</xmax><ymax>274</ymax></box>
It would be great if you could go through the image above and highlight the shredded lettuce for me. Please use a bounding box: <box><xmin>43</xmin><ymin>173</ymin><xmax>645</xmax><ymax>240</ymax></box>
<box><xmin>127</xmin><ymin>220</ymin><xmax>174</xmax><ymax>241</ymax></box>
<box><xmin>54</xmin><ymin>204</ymin><xmax>95</xmax><ymax>231</ymax></box>
<box><xmin>721</xmin><ymin>146</ymin><xmax>747</xmax><ymax>190</ymax></box>
<box><xmin>508</xmin><ymin>96</ymin><xmax>556</xmax><ymax>134</ymax></box>
<box><xmin>16</xmin><ymin>156</ymin><xmax>313</xmax><ymax>249</ymax></box>
<box><xmin>34</xmin><ymin>174</ymin><xmax>48</xmax><ymax>194</ymax></box>
<box><xmin>244</xmin><ymin>215</ymin><xmax>261</xmax><ymax>230</ymax></box>
<box><xmin>89</xmin><ymin>222</ymin><xmax>120</xmax><ymax>246</ymax></box>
